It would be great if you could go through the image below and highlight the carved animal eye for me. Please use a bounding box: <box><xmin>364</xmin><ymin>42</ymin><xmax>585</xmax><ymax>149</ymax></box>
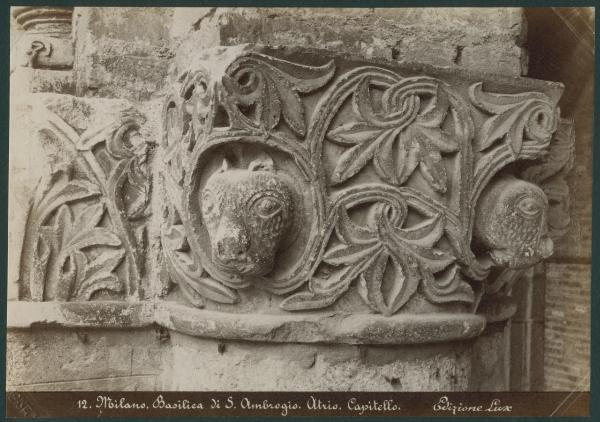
<box><xmin>236</xmin><ymin>70</ymin><xmax>257</xmax><ymax>89</ymax></box>
<box><xmin>517</xmin><ymin>197</ymin><xmax>542</xmax><ymax>217</ymax></box>
<box><xmin>252</xmin><ymin>196</ymin><xmax>283</xmax><ymax>218</ymax></box>
<box><xmin>202</xmin><ymin>190</ymin><xmax>215</xmax><ymax>215</ymax></box>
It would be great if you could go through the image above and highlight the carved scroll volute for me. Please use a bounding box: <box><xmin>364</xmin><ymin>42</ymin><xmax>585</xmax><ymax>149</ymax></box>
<box><xmin>16</xmin><ymin>99</ymin><xmax>150</xmax><ymax>302</ymax></box>
<box><xmin>11</xmin><ymin>7</ymin><xmax>74</xmax><ymax>71</ymax></box>
<box><xmin>161</xmin><ymin>46</ymin><xmax>563</xmax><ymax>316</ymax></box>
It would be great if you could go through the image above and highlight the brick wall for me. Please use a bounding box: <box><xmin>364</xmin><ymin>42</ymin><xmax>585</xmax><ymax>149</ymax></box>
<box><xmin>525</xmin><ymin>8</ymin><xmax>593</xmax><ymax>391</ymax></box>
<box><xmin>544</xmin><ymin>264</ymin><xmax>591</xmax><ymax>390</ymax></box>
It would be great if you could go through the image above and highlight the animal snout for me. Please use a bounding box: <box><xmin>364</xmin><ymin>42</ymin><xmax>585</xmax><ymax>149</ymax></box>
<box><xmin>216</xmin><ymin>233</ymin><xmax>249</xmax><ymax>262</ymax></box>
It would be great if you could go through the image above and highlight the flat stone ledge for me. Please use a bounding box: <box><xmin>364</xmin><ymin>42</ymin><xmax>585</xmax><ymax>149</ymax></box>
<box><xmin>6</xmin><ymin>301</ymin><xmax>154</xmax><ymax>328</ymax></box>
<box><xmin>7</xmin><ymin>301</ymin><xmax>486</xmax><ymax>345</ymax></box>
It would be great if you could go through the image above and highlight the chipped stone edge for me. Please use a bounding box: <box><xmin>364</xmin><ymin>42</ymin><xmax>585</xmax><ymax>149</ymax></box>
<box><xmin>181</xmin><ymin>44</ymin><xmax>566</xmax><ymax>103</ymax></box>
<box><xmin>6</xmin><ymin>300</ymin><xmax>486</xmax><ymax>345</ymax></box>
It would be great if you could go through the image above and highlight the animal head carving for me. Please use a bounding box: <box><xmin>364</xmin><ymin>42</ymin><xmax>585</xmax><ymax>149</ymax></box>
<box><xmin>200</xmin><ymin>153</ymin><xmax>294</xmax><ymax>277</ymax></box>
<box><xmin>474</xmin><ymin>176</ymin><xmax>554</xmax><ymax>269</ymax></box>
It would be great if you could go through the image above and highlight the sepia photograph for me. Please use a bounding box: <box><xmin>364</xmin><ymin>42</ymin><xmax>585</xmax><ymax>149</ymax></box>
<box><xmin>6</xmin><ymin>5</ymin><xmax>594</xmax><ymax>418</ymax></box>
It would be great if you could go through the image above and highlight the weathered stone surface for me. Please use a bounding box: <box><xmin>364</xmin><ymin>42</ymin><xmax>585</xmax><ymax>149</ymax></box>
<box><xmin>6</xmin><ymin>302</ymin><xmax>153</xmax><ymax>328</ymax></box>
<box><xmin>470</xmin><ymin>323</ymin><xmax>507</xmax><ymax>391</ymax></box>
<box><xmin>553</xmin><ymin>76</ymin><xmax>593</xmax><ymax>259</ymax></box>
<box><xmin>7</xmin><ymin>301</ymin><xmax>485</xmax><ymax>345</ymax></box>
<box><xmin>159</xmin><ymin>331</ymin><xmax>475</xmax><ymax>391</ymax></box>
<box><xmin>156</xmin><ymin>303</ymin><xmax>486</xmax><ymax>345</ymax></box>
<box><xmin>172</xmin><ymin>8</ymin><xmax>526</xmax><ymax>76</ymax></box>
<box><xmin>9</xmin><ymin>93</ymin><xmax>154</xmax><ymax>302</ymax></box>
<box><xmin>10</xmin><ymin>68</ymin><xmax>74</xmax><ymax>94</ymax></box>
<box><xmin>10</xmin><ymin>7</ymin><xmax>75</xmax><ymax>94</ymax></box>
<box><xmin>11</xmin><ymin>7</ymin><xmax>74</xmax><ymax>72</ymax></box>
<box><xmin>509</xmin><ymin>319</ymin><xmax>545</xmax><ymax>390</ymax></box>
<box><xmin>9</xmin><ymin>375</ymin><xmax>158</xmax><ymax>392</ymax></box>
<box><xmin>73</xmin><ymin>7</ymin><xmax>173</xmax><ymax>100</ymax></box>
<box><xmin>7</xmin><ymin>324</ymin><xmax>507</xmax><ymax>392</ymax></box>
<box><xmin>160</xmin><ymin>43</ymin><xmax>563</xmax><ymax>318</ymax></box>
<box><xmin>7</xmin><ymin>328</ymin><xmax>164</xmax><ymax>390</ymax></box>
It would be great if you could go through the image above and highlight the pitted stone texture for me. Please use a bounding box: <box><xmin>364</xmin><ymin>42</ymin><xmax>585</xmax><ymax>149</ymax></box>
<box><xmin>7</xmin><ymin>328</ymin><xmax>165</xmax><ymax>391</ymax></box>
<box><xmin>73</xmin><ymin>7</ymin><xmax>173</xmax><ymax>100</ymax></box>
<box><xmin>10</xmin><ymin>68</ymin><xmax>74</xmax><ymax>94</ymax></box>
<box><xmin>172</xmin><ymin>7</ymin><xmax>526</xmax><ymax>76</ymax></box>
<box><xmin>470</xmin><ymin>323</ymin><xmax>507</xmax><ymax>391</ymax></box>
<box><xmin>7</xmin><ymin>319</ymin><xmax>505</xmax><ymax>391</ymax></box>
<box><xmin>159</xmin><ymin>331</ymin><xmax>474</xmax><ymax>391</ymax></box>
<box><xmin>201</xmin><ymin>156</ymin><xmax>296</xmax><ymax>278</ymax></box>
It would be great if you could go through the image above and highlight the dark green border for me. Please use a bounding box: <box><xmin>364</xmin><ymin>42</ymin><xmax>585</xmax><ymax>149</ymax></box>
<box><xmin>1</xmin><ymin>0</ymin><xmax>598</xmax><ymax>421</ymax></box>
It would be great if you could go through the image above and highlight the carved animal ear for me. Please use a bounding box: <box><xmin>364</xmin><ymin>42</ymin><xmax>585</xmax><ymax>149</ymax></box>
<box><xmin>248</xmin><ymin>153</ymin><xmax>274</xmax><ymax>171</ymax></box>
<box><xmin>218</xmin><ymin>158</ymin><xmax>231</xmax><ymax>173</ymax></box>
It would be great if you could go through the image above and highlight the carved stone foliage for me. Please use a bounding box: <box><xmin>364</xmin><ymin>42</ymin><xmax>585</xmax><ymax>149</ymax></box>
<box><xmin>161</xmin><ymin>47</ymin><xmax>564</xmax><ymax>315</ymax></box>
<box><xmin>11</xmin><ymin>7</ymin><xmax>74</xmax><ymax>71</ymax></box>
<box><xmin>521</xmin><ymin>119</ymin><xmax>575</xmax><ymax>241</ymax></box>
<box><xmin>18</xmin><ymin>98</ymin><xmax>151</xmax><ymax>302</ymax></box>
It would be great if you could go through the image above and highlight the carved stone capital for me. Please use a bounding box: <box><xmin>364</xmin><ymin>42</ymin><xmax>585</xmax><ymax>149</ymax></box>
<box><xmin>160</xmin><ymin>45</ymin><xmax>565</xmax><ymax>321</ymax></box>
<box><xmin>11</xmin><ymin>7</ymin><xmax>74</xmax><ymax>71</ymax></box>
<box><xmin>11</xmin><ymin>44</ymin><xmax>570</xmax><ymax>346</ymax></box>
<box><xmin>12</xmin><ymin>7</ymin><xmax>73</xmax><ymax>33</ymax></box>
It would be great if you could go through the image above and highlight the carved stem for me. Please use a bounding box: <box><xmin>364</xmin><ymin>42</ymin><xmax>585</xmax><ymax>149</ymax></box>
<box><xmin>80</xmin><ymin>151</ymin><xmax>141</xmax><ymax>299</ymax></box>
<box><xmin>308</xmin><ymin>67</ymin><xmax>399</xmax><ymax>160</ymax></box>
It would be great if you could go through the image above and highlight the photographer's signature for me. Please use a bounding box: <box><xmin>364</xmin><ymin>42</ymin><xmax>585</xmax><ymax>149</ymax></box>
<box><xmin>433</xmin><ymin>396</ymin><xmax>513</xmax><ymax>415</ymax></box>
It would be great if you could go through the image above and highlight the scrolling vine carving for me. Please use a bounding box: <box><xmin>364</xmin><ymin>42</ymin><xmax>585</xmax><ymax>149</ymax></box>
<box><xmin>161</xmin><ymin>48</ymin><xmax>563</xmax><ymax>315</ymax></box>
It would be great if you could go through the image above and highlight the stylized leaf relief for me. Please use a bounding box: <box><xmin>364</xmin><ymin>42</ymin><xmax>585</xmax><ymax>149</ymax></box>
<box><xmin>29</xmin><ymin>201</ymin><xmax>125</xmax><ymax>301</ymax></box>
<box><xmin>78</xmin><ymin>109</ymin><xmax>152</xmax><ymax>222</ymax></box>
<box><xmin>421</xmin><ymin>264</ymin><xmax>475</xmax><ymax>304</ymax></box>
<box><xmin>162</xmin><ymin>49</ymin><xmax>563</xmax><ymax>316</ymax></box>
<box><xmin>327</xmin><ymin>76</ymin><xmax>459</xmax><ymax>192</ymax></box>
<box><xmin>521</xmin><ymin>119</ymin><xmax>575</xmax><ymax>241</ymax></box>
<box><xmin>20</xmin><ymin>106</ymin><xmax>150</xmax><ymax>302</ymax></box>
<box><xmin>281</xmin><ymin>193</ymin><xmax>472</xmax><ymax>314</ymax></box>
<box><xmin>161</xmin><ymin>224</ymin><xmax>240</xmax><ymax>307</ymax></box>
<box><xmin>222</xmin><ymin>53</ymin><xmax>336</xmax><ymax>136</ymax></box>
<box><xmin>469</xmin><ymin>82</ymin><xmax>558</xmax><ymax>158</ymax></box>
